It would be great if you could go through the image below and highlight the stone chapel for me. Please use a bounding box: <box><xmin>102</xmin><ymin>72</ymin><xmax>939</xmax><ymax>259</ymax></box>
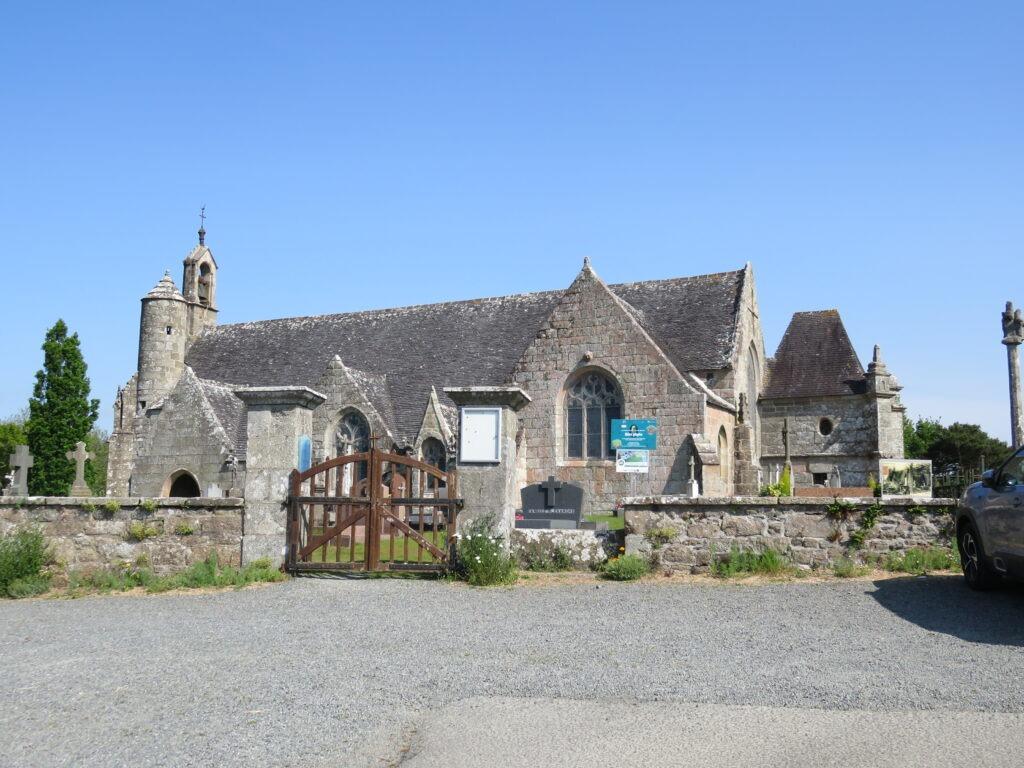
<box><xmin>106</xmin><ymin>229</ymin><xmax>906</xmax><ymax>515</ymax></box>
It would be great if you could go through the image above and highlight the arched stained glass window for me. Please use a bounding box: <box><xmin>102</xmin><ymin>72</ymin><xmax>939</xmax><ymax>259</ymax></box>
<box><xmin>565</xmin><ymin>371</ymin><xmax>622</xmax><ymax>460</ymax></box>
<box><xmin>336</xmin><ymin>410</ymin><xmax>370</xmax><ymax>482</ymax></box>
<box><xmin>421</xmin><ymin>437</ymin><xmax>447</xmax><ymax>472</ymax></box>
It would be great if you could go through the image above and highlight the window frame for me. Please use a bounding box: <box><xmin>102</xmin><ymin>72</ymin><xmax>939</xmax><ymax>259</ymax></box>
<box><xmin>562</xmin><ymin>370</ymin><xmax>623</xmax><ymax>463</ymax></box>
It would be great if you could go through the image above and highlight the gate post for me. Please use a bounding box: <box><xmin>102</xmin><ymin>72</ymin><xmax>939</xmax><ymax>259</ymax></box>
<box><xmin>443</xmin><ymin>387</ymin><xmax>531</xmax><ymax>543</ymax></box>
<box><xmin>235</xmin><ymin>386</ymin><xmax>326</xmax><ymax>566</ymax></box>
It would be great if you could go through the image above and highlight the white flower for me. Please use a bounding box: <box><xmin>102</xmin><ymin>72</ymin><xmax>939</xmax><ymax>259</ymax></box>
<box><xmin>475</xmin><ymin>555</ymin><xmax>481</xmax><ymax>562</ymax></box>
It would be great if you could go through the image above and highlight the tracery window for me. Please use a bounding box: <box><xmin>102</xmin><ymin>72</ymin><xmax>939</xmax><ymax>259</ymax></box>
<box><xmin>565</xmin><ymin>371</ymin><xmax>622</xmax><ymax>460</ymax></box>
<box><xmin>421</xmin><ymin>437</ymin><xmax>448</xmax><ymax>472</ymax></box>
<box><xmin>336</xmin><ymin>410</ymin><xmax>370</xmax><ymax>483</ymax></box>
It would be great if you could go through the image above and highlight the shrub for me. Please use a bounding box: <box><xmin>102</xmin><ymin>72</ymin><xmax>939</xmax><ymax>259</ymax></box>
<box><xmin>140</xmin><ymin>499</ymin><xmax>158</xmax><ymax>514</ymax></box>
<box><xmin>760</xmin><ymin>465</ymin><xmax>792</xmax><ymax>498</ymax></box>
<box><xmin>67</xmin><ymin>553</ymin><xmax>285</xmax><ymax>596</ymax></box>
<box><xmin>456</xmin><ymin>515</ymin><xmax>517</xmax><ymax>586</ymax></box>
<box><xmin>831</xmin><ymin>557</ymin><xmax>868</xmax><ymax>578</ymax></box>
<box><xmin>173</xmin><ymin>521</ymin><xmax>195</xmax><ymax>536</ymax></box>
<box><xmin>600</xmin><ymin>554</ymin><xmax>649</xmax><ymax>581</ymax></box>
<box><xmin>81</xmin><ymin>502</ymin><xmax>96</xmax><ymax>514</ymax></box>
<box><xmin>825</xmin><ymin>499</ymin><xmax>855</xmax><ymax>520</ymax></box>
<box><xmin>516</xmin><ymin>539</ymin><xmax>574</xmax><ymax>572</ymax></box>
<box><xmin>710</xmin><ymin>546</ymin><xmax>793</xmax><ymax>578</ymax></box>
<box><xmin>125</xmin><ymin>521</ymin><xmax>159</xmax><ymax>542</ymax></box>
<box><xmin>102</xmin><ymin>500</ymin><xmax>120</xmax><ymax>515</ymax></box>
<box><xmin>0</xmin><ymin>526</ymin><xmax>50</xmax><ymax>595</ymax></box>
<box><xmin>6</xmin><ymin>574</ymin><xmax>52</xmax><ymax>598</ymax></box>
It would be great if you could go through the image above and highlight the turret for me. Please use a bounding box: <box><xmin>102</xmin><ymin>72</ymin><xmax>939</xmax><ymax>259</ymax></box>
<box><xmin>136</xmin><ymin>272</ymin><xmax>188</xmax><ymax>412</ymax></box>
<box><xmin>865</xmin><ymin>345</ymin><xmax>906</xmax><ymax>458</ymax></box>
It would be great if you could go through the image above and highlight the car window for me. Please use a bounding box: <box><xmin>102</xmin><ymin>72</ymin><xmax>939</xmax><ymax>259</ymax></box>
<box><xmin>998</xmin><ymin>453</ymin><xmax>1024</xmax><ymax>487</ymax></box>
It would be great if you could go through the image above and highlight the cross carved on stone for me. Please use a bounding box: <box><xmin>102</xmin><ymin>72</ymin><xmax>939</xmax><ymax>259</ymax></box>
<box><xmin>540</xmin><ymin>475</ymin><xmax>563</xmax><ymax>507</ymax></box>
<box><xmin>66</xmin><ymin>440</ymin><xmax>94</xmax><ymax>498</ymax></box>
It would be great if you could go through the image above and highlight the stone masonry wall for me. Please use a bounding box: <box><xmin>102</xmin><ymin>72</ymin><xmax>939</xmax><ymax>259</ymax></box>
<box><xmin>0</xmin><ymin>497</ymin><xmax>243</xmax><ymax>575</ymax></box>
<box><xmin>623</xmin><ymin>496</ymin><xmax>957</xmax><ymax>572</ymax></box>
<box><xmin>511</xmin><ymin>266</ymin><xmax>708</xmax><ymax>516</ymax></box>
<box><xmin>759</xmin><ymin>395</ymin><xmax>879</xmax><ymax>487</ymax></box>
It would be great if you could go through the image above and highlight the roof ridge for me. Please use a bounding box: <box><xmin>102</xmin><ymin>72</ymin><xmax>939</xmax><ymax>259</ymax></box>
<box><xmin>212</xmin><ymin>269</ymin><xmax>747</xmax><ymax>331</ymax></box>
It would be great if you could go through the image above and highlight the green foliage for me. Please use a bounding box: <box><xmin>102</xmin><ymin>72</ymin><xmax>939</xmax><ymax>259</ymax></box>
<box><xmin>5</xmin><ymin>573</ymin><xmax>52</xmax><ymax>598</ymax></box>
<box><xmin>645</xmin><ymin>526</ymin><xmax>677</xmax><ymax>549</ymax></box>
<box><xmin>85</xmin><ymin>428</ymin><xmax>109</xmax><ymax>496</ymax></box>
<box><xmin>125</xmin><ymin>521</ymin><xmax>160</xmax><ymax>541</ymax></box>
<box><xmin>0</xmin><ymin>417</ymin><xmax>27</xmax><ymax>483</ymax></box>
<box><xmin>760</xmin><ymin>465</ymin><xmax>792</xmax><ymax>497</ymax></box>
<box><xmin>456</xmin><ymin>515</ymin><xmax>517</xmax><ymax>586</ymax></box>
<box><xmin>0</xmin><ymin>526</ymin><xmax>50</xmax><ymax>596</ymax></box>
<box><xmin>66</xmin><ymin>553</ymin><xmax>285</xmax><ymax>596</ymax></box>
<box><xmin>906</xmin><ymin>505</ymin><xmax>928</xmax><ymax>518</ymax></box>
<box><xmin>81</xmin><ymin>502</ymin><xmax>96</xmax><ymax>514</ymax></box>
<box><xmin>103</xmin><ymin>500</ymin><xmax>120</xmax><ymax>514</ymax></box>
<box><xmin>831</xmin><ymin>557</ymin><xmax>869</xmax><ymax>578</ymax></box>
<box><xmin>173</xmin><ymin>521</ymin><xmax>195</xmax><ymax>536</ymax></box>
<box><xmin>516</xmin><ymin>539</ymin><xmax>573</xmax><ymax>571</ymax></box>
<box><xmin>903</xmin><ymin>416</ymin><xmax>1010</xmax><ymax>471</ymax></box>
<box><xmin>709</xmin><ymin>546</ymin><xmax>793</xmax><ymax>578</ymax></box>
<box><xmin>25</xmin><ymin>320</ymin><xmax>100</xmax><ymax>496</ymax></box>
<box><xmin>825</xmin><ymin>498</ymin><xmax>855</xmax><ymax>520</ymax></box>
<box><xmin>849</xmin><ymin>502</ymin><xmax>883</xmax><ymax>549</ymax></box>
<box><xmin>600</xmin><ymin>554</ymin><xmax>650</xmax><ymax>581</ymax></box>
<box><xmin>882</xmin><ymin>546</ymin><xmax>958</xmax><ymax>575</ymax></box>
<box><xmin>140</xmin><ymin>499</ymin><xmax>158</xmax><ymax>514</ymax></box>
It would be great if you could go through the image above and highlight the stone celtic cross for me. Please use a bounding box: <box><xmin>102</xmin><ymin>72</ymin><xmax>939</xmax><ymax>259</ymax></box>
<box><xmin>66</xmin><ymin>440</ymin><xmax>94</xmax><ymax>497</ymax></box>
<box><xmin>5</xmin><ymin>445</ymin><xmax>33</xmax><ymax>497</ymax></box>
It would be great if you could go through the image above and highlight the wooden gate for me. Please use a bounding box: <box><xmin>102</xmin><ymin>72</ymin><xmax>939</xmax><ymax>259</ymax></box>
<box><xmin>285</xmin><ymin>444</ymin><xmax>461</xmax><ymax>573</ymax></box>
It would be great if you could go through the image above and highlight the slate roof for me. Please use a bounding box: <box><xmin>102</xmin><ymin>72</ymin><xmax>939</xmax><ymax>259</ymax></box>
<box><xmin>197</xmin><ymin>378</ymin><xmax>248</xmax><ymax>456</ymax></box>
<box><xmin>185</xmin><ymin>268</ymin><xmax>746</xmax><ymax>447</ymax></box>
<box><xmin>763</xmin><ymin>310</ymin><xmax>867</xmax><ymax>399</ymax></box>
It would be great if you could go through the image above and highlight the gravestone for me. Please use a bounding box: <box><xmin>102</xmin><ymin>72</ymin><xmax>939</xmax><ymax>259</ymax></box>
<box><xmin>66</xmin><ymin>441</ymin><xmax>94</xmax><ymax>497</ymax></box>
<box><xmin>516</xmin><ymin>475</ymin><xmax>584</xmax><ymax>529</ymax></box>
<box><xmin>4</xmin><ymin>445</ymin><xmax>33</xmax><ymax>497</ymax></box>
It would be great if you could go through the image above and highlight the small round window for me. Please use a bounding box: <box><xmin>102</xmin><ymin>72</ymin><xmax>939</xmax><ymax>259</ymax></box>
<box><xmin>819</xmin><ymin>418</ymin><xmax>834</xmax><ymax>436</ymax></box>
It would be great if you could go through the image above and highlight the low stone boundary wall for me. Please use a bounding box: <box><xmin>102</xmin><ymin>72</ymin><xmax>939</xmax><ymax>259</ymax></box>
<box><xmin>0</xmin><ymin>497</ymin><xmax>244</xmax><ymax>574</ymax></box>
<box><xmin>621</xmin><ymin>496</ymin><xmax>958</xmax><ymax>572</ymax></box>
<box><xmin>510</xmin><ymin>528</ymin><xmax>609</xmax><ymax>566</ymax></box>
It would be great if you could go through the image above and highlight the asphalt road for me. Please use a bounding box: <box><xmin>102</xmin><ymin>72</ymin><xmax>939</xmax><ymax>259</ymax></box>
<box><xmin>1</xmin><ymin>574</ymin><xmax>1022</xmax><ymax>767</ymax></box>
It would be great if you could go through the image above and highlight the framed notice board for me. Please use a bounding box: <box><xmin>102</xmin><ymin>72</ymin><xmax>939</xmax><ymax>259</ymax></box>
<box><xmin>459</xmin><ymin>407</ymin><xmax>502</xmax><ymax>463</ymax></box>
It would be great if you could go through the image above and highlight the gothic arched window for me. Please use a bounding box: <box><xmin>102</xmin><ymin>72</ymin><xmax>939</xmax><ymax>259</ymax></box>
<box><xmin>336</xmin><ymin>410</ymin><xmax>370</xmax><ymax>482</ymax></box>
<box><xmin>421</xmin><ymin>437</ymin><xmax>447</xmax><ymax>472</ymax></box>
<box><xmin>565</xmin><ymin>371</ymin><xmax>622</xmax><ymax>460</ymax></box>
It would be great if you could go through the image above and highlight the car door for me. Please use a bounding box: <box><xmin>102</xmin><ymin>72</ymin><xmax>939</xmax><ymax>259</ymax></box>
<box><xmin>986</xmin><ymin>451</ymin><xmax>1024</xmax><ymax>571</ymax></box>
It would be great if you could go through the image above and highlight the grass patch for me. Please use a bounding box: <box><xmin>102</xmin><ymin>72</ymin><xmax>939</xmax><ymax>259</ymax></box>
<box><xmin>882</xmin><ymin>546</ymin><xmax>958</xmax><ymax>575</ymax></box>
<box><xmin>66</xmin><ymin>553</ymin><xmax>285</xmax><ymax>596</ymax></box>
<box><xmin>709</xmin><ymin>546</ymin><xmax>795</xmax><ymax>578</ymax></box>
<box><xmin>306</xmin><ymin>529</ymin><xmax>448</xmax><ymax>565</ymax></box>
<box><xmin>831</xmin><ymin>557</ymin><xmax>869</xmax><ymax>578</ymax></box>
<box><xmin>600</xmin><ymin>554</ymin><xmax>649</xmax><ymax>581</ymax></box>
<box><xmin>125</xmin><ymin>521</ymin><xmax>160</xmax><ymax>541</ymax></box>
<box><xmin>584</xmin><ymin>513</ymin><xmax>624</xmax><ymax>531</ymax></box>
<box><xmin>173</xmin><ymin>521</ymin><xmax>195</xmax><ymax>536</ymax></box>
<box><xmin>0</xmin><ymin>526</ymin><xmax>51</xmax><ymax>598</ymax></box>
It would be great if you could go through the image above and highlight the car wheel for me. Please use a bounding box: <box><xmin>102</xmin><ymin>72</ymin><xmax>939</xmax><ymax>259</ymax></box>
<box><xmin>958</xmin><ymin>524</ymin><xmax>997</xmax><ymax>591</ymax></box>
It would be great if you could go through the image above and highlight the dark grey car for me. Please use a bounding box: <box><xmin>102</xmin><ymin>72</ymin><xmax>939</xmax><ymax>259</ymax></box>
<box><xmin>957</xmin><ymin>447</ymin><xmax>1024</xmax><ymax>589</ymax></box>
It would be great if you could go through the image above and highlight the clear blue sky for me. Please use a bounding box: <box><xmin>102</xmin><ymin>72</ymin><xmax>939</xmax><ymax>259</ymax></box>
<box><xmin>1</xmin><ymin>2</ymin><xmax>1021</xmax><ymax>440</ymax></box>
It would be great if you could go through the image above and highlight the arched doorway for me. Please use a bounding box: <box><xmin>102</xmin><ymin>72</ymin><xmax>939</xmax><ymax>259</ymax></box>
<box><xmin>163</xmin><ymin>470</ymin><xmax>201</xmax><ymax>498</ymax></box>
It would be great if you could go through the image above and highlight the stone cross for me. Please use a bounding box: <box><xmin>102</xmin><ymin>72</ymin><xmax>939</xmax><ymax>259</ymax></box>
<box><xmin>5</xmin><ymin>445</ymin><xmax>32</xmax><ymax>496</ymax></box>
<box><xmin>1002</xmin><ymin>301</ymin><xmax>1024</xmax><ymax>448</ymax></box>
<box><xmin>687</xmin><ymin>453</ymin><xmax>699</xmax><ymax>498</ymax></box>
<box><xmin>540</xmin><ymin>475</ymin><xmax>563</xmax><ymax>507</ymax></box>
<box><xmin>65</xmin><ymin>440</ymin><xmax>94</xmax><ymax>497</ymax></box>
<box><xmin>782</xmin><ymin>418</ymin><xmax>791</xmax><ymax>464</ymax></box>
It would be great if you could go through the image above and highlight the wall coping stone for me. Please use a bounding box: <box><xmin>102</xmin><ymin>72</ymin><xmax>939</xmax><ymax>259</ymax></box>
<box><xmin>620</xmin><ymin>495</ymin><xmax>956</xmax><ymax>508</ymax></box>
<box><xmin>443</xmin><ymin>386</ymin><xmax>532</xmax><ymax>410</ymax></box>
<box><xmin>0</xmin><ymin>497</ymin><xmax>244</xmax><ymax>508</ymax></box>
<box><xmin>234</xmin><ymin>386</ymin><xmax>326</xmax><ymax>409</ymax></box>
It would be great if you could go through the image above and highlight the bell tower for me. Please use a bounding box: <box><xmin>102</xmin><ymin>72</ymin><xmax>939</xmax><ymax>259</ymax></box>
<box><xmin>182</xmin><ymin>208</ymin><xmax>218</xmax><ymax>338</ymax></box>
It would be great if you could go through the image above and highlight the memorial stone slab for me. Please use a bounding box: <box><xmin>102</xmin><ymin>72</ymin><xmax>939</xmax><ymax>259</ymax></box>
<box><xmin>516</xmin><ymin>475</ymin><xmax>584</xmax><ymax>529</ymax></box>
<box><xmin>5</xmin><ymin>445</ymin><xmax>32</xmax><ymax>496</ymax></box>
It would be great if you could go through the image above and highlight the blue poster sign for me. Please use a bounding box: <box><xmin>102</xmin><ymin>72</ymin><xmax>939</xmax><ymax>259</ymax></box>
<box><xmin>610</xmin><ymin>419</ymin><xmax>657</xmax><ymax>450</ymax></box>
<box><xmin>297</xmin><ymin>435</ymin><xmax>312</xmax><ymax>472</ymax></box>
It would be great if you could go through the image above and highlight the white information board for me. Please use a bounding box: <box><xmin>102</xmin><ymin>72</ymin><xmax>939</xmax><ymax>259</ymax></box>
<box><xmin>459</xmin><ymin>407</ymin><xmax>502</xmax><ymax>463</ymax></box>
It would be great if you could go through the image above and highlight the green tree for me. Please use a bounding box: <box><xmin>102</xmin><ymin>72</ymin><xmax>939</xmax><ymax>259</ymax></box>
<box><xmin>0</xmin><ymin>418</ymin><xmax>28</xmax><ymax>482</ymax></box>
<box><xmin>903</xmin><ymin>416</ymin><xmax>1009</xmax><ymax>472</ymax></box>
<box><xmin>25</xmin><ymin>320</ymin><xmax>100</xmax><ymax>495</ymax></box>
<box><xmin>85</xmin><ymin>427</ymin><xmax>109</xmax><ymax>495</ymax></box>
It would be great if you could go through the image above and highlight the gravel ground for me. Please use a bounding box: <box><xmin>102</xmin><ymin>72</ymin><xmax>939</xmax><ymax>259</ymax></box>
<box><xmin>1</xmin><ymin>574</ymin><xmax>1022</xmax><ymax>767</ymax></box>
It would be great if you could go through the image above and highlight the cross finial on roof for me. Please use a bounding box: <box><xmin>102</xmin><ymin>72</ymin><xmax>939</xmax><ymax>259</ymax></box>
<box><xmin>582</xmin><ymin>255</ymin><xmax>591</xmax><ymax>269</ymax></box>
<box><xmin>198</xmin><ymin>205</ymin><xmax>206</xmax><ymax>246</ymax></box>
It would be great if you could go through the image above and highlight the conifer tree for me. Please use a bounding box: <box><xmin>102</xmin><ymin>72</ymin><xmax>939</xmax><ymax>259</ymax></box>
<box><xmin>26</xmin><ymin>320</ymin><xmax>99</xmax><ymax>495</ymax></box>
